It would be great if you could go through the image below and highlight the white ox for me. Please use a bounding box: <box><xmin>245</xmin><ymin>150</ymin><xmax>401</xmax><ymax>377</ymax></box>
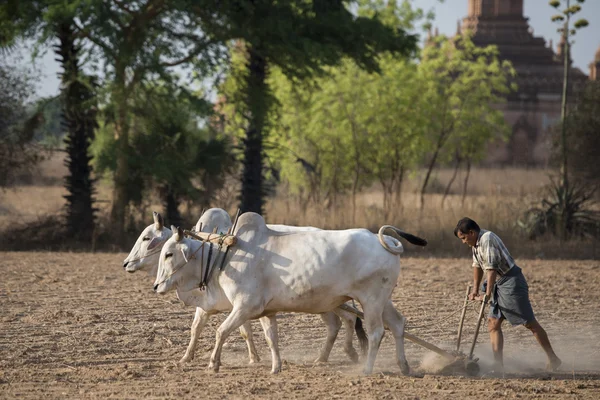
<box><xmin>154</xmin><ymin>212</ymin><xmax>427</xmax><ymax>374</ymax></box>
<box><xmin>123</xmin><ymin>209</ymin><xmax>367</xmax><ymax>364</ymax></box>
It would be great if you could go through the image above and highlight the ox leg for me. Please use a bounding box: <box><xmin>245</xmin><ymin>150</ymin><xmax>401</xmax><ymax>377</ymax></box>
<box><xmin>258</xmin><ymin>315</ymin><xmax>282</xmax><ymax>374</ymax></box>
<box><xmin>360</xmin><ymin>302</ymin><xmax>385</xmax><ymax>375</ymax></box>
<box><xmin>239</xmin><ymin>321</ymin><xmax>261</xmax><ymax>364</ymax></box>
<box><xmin>334</xmin><ymin>307</ymin><xmax>361</xmax><ymax>363</ymax></box>
<box><xmin>208</xmin><ymin>307</ymin><xmax>255</xmax><ymax>373</ymax></box>
<box><xmin>180</xmin><ymin>307</ymin><xmax>210</xmax><ymax>363</ymax></box>
<box><xmin>383</xmin><ymin>301</ymin><xmax>410</xmax><ymax>375</ymax></box>
<box><xmin>315</xmin><ymin>312</ymin><xmax>342</xmax><ymax>363</ymax></box>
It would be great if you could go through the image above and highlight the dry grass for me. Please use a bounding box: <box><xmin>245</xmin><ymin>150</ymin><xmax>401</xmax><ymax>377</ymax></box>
<box><xmin>0</xmin><ymin>152</ymin><xmax>596</xmax><ymax>258</ymax></box>
<box><xmin>265</xmin><ymin>168</ymin><xmax>597</xmax><ymax>259</ymax></box>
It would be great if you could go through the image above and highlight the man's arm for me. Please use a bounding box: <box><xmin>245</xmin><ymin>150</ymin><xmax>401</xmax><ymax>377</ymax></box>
<box><xmin>472</xmin><ymin>269</ymin><xmax>497</xmax><ymax>302</ymax></box>
<box><xmin>484</xmin><ymin>269</ymin><xmax>498</xmax><ymax>299</ymax></box>
<box><xmin>469</xmin><ymin>267</ymin><xmax>483</xmax><ymax>300</ymax></box>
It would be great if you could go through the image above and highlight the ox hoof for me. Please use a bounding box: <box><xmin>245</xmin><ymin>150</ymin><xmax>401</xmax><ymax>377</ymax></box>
<box><xmin>271</xmin><ymin>366</ymin><xmax>282</xmax><ymax>374</ymax></box>
<box><xmin>399</xmin><ymin>360</ymin><xmax>410</xmax><ymax>376</ymax></box>
<box><xmin>313</xmin><ymin>356</ymin><xmax>328</xmax><ymax>364</ymax></box>
<box><xmin>179</xmin><ymin>354</ymin><xmax>194</xmax><ymax>364</ymax></box>
<box><xmin>249</xmin><ymin>355</ymin><xmax>261</xmax><ymax>364</ymax></box>
<box><xmin>207</xmin><ymin>362</ymin><xmax>220</xmax><ymax>373</ymax></box>
<box><xmin>345</xmin><ymin>349</ymin><xmax>359</xmax><ymax>364</ymax></box>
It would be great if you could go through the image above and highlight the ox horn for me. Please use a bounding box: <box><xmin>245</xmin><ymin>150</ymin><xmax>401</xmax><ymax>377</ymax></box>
<box><xmin>173</xmin><ymin>225</ymin><xmax>184</xmax><ymax>242</ymax></box>
<box><xmin>153</xmin><ymin>211</ymin><xmax>164</xmax><ymax>230</ymax></box>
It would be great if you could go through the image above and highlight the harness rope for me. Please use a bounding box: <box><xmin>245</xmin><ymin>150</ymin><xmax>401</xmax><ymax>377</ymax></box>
<box><xmin>154</xmin><ymin>232</ymin><xmax>228</xmax><ymax>291</ymax></box>
<box><xmin>125</xmin><ymin>246</ymin><xmax>164</xmax><ymax>264</ymax></box>
<box><xmin>201</xmin><ymin>233</ymin><xmax>215</xmax><ymax>290</ymax></box>
<box><xmin>154</xmin><ymin>240</ymin><xmax>207</xmax><ymax>289</ymax></box>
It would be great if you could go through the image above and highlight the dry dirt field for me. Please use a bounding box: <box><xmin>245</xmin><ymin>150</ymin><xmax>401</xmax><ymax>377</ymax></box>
<box><xmin>1</xmin><ymin>252</ymin><xmax>600</xmax><ymax>399</ymax></box>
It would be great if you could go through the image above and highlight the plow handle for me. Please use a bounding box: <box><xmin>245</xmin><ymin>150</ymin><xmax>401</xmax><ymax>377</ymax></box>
<box><xmin>468</xmin><ymin>294</ymin><xmax>489</xmax><ymax>360</ymax></box>
<box><xmin>456</xmin><ymin>284</ymin><xmax>472</xmax><ymax>352</ymax></box>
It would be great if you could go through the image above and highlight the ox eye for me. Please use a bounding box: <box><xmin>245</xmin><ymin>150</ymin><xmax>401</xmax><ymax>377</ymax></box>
<box><xmin>142</xmin><ymin>236</ymin><xmax>150</xmax><ymax>241</ymax></box>
<box><xmin>165</xmin><ymin>253</ymin><xmax>173</xmax><ymax>259</ymax></box>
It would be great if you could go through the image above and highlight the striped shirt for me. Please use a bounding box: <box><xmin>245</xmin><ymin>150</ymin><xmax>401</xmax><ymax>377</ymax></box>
<box><xmin>471</xmin><ymin>229</ymin><xmax>516</xmax><ymax>276</ymax></box>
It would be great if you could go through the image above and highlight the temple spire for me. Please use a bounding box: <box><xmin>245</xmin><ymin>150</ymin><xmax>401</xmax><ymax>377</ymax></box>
<box><xmin>468</xmin><ymin>0</ymin><xmax>523</xmax><ymax>17</ymax></box>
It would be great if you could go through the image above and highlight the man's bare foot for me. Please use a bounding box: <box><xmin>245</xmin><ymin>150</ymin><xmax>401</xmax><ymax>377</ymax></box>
<box><xmin>546</xmin><ymin>357</ymin><xmax>562</xmax><ymax>372</ymax></box>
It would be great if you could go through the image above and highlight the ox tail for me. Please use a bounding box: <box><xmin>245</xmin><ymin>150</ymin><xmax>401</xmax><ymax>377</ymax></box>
<box><xmin>378</xmin><ymin>225</ymin><xmax>428</xmax><ymax>255</ymax></box>
<box><xmin>354</xmin><ymin>317</ymin><xmax>368</xmax><ymax>356</ymax></box>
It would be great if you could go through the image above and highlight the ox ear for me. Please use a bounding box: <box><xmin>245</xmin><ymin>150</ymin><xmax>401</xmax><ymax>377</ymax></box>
<box><xmin>147</xmin><ymin>237</ymin><xmax>162</xmax><ymax>250</ymax></box>
<box><xmin>153</xmin><ymin>212</ymin><xmax>164</xmax><ymax>230</ymax></box>
<box><xmin>173</xmin><ymin>225</ymin><xmax>184</xmax><ymax>242</ymax></box>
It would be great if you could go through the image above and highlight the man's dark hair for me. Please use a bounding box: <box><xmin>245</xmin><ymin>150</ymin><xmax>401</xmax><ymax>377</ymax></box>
<box><xmin>453</xmin><ymin>217</ymin><xmax>481</xmax><ymax>238</ymax></box>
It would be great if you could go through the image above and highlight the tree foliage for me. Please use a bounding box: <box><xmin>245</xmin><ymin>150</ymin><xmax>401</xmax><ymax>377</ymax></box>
<box><xmin>210</xmin><ymin>0</ymin><xmax>418</xmax><ymax>215</ymax></box>
<box><xmin>57</xmin><ymin>21</ymin><xmax>98</xmax><ymax>239</ymax></box>
<box><xmin>0</xmin><ymin>60</ymin><xmax>44</xmax><ymax>187</ymax></box>
<box><xmin>267</xmin><ymin>56</ymin><xmax>426</xmax><ymax>217</ymax></box>
<box><xmin>264</xmin><ymin>32</ymin><xmax>515</xmax><ymax>214</ymax></box>
<box><xmin>1</xmin><ymin>1</ymin><xmax>101</xmax><ymax>237</ymax></box>
<box><xmin>92</xmin><ymin>84</ymin><xmax>231</xmax><ymax>228</ymax></box>
<box><xmin>417</xmin><ymin>34</ymin><xmax>515</xmax><ymax>208</ymax></box>
<box><xmin>2</xmin><ymin>0</ymin><xmax>225</xmax><ymax>233</ymax></box>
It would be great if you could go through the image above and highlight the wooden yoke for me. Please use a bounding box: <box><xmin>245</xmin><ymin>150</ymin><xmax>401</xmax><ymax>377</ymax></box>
<box><xmin>183</xmin><ymin>230</ymin><xmax>237</xmax><ymax>247</ymax></box>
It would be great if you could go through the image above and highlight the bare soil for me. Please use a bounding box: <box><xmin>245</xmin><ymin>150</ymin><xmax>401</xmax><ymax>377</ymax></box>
<box><xmin>1</xmin><ymin>253</ymin><xmax>599</xmax><ymax>399</ymax></box>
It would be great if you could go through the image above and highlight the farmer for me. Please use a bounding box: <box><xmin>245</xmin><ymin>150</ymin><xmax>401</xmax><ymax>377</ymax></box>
<box><xmin>453</xmin><ymin>217</ymin><xmax>562</xmax><ymax>372</ymax></box>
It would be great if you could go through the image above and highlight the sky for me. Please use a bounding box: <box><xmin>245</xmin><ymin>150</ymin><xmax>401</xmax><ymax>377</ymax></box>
<box><xmin>9</xmin><ymin>0</ymin><xmax>600</xmax><ymax>99</ymax></box>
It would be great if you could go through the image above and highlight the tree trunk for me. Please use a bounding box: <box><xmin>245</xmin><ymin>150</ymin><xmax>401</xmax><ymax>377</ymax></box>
<box><xmin>240</xmin><ymin>47</ymin><xmax>268</xmax><ymax>214</ymax></box>
<box><xmin>380</xmin><ymin>179</ymin><xmax>389</xmax><ymax>219</ymax></box>
<box><xmin>420</xmin><ymin>136</ymin><xmax>444</xmax><ymax>210</ymax></box>
<box><xmin>110</xmin><ymin>66</ymin><xmax>130</xmax><ymax>234</ymax></box>
<box><xmin>56</xmin><ymin>21</ymin><xmax>97</xmax><ymax>241</ymax></box>
<box><xmin>441</xmin><ymin>152</ymin><xmax>461</xmax><ymax>210</ymax></box>
<box><xmin>162</xmin><ymin>184</ymin><xmax>182</xmax><ymax>228</ymax></box>
<box><xmin>461</xmin><ymin>157</ymin><xmax>472</xmax><ymax>206</ymax></box>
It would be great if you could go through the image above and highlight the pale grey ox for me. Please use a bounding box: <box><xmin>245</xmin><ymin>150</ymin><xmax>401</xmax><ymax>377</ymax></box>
<box><xmin>154</xmin><ymin>212</ymin><xmax>427</xmax><ymax>374</ymax></box>
<box><xmin>123</xmin><ymin>208</ymin><xmax>367</xmax><ymax>365</ymax></box>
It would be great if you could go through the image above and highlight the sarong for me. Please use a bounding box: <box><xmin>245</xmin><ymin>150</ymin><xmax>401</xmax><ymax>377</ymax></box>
<box><xmin>483</xmin><ymin>266</ymin><xmax>535</xmax><ymax>326</ymax></box>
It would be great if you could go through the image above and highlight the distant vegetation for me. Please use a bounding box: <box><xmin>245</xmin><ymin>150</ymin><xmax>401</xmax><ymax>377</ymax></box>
<box><xmin>0</xmin><ymin>0</ymin><xmax>597</xmax><ymax>253</ymax></box>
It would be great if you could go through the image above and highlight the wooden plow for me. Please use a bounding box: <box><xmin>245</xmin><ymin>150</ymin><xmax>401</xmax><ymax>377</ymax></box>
<box><xmin>339</xmin><ymin>285</ymin><xmax>488</xmax><ymax>376</ymax></box>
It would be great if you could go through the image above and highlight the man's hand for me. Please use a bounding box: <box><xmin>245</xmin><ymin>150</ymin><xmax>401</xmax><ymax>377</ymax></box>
<box><xmin>469</xmin><ymin>292</ymin><xmax>486</xmax><ymax>302</ymax></box>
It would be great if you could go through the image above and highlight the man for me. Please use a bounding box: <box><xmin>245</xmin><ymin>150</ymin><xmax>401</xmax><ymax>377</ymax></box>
<box><xmin>454</xmin><ymin>217</ymin><xmax>562</xmax><ymax>373</ymax></box>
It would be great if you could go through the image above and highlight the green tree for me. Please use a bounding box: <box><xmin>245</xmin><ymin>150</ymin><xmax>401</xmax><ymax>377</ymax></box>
<box><xmin>207</xmin><ymin>0</ymin><xmax>417</xmax><ymax>215</ymax></box>
<box><xmin>1</xmin><ymin>1</ymin><xmax>98</xmax><ymax>237</ymax></box>
<box><xmin>359</xmin><ymin>55</ymin><xmax>426</xmax><ymax>215</ymax></box>
<box><xmin>66</xmin><ymin>0</ymin><xmax>223</xmax><ymax>234</ymax></box>
<box><xmin>417</xmin><ymin>34</ymin><xmax>515</xmax><ymax>209</ymax></box>
<box><xmin>268</xmin><ymin>56</ymin><xmax>426</xmax><ymax>220</ymax></box>
<box><xmin>56</xmin><ymin>22</ymin><xmax>99</xmax><ymax>239</ymax></box>
<box><xmin>93</xmin><ymin>84</ymin><xmax>231</xmax><ymax>228</ymax></box>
